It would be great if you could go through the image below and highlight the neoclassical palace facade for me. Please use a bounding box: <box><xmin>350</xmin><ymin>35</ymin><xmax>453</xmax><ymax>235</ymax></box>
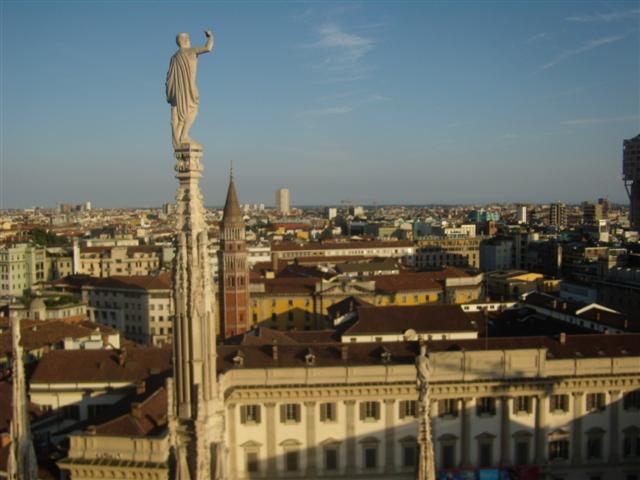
<box><xmin>57</xmin><ymin>333</ymin><xmax>640</xmax><ymax>480</ymax></box>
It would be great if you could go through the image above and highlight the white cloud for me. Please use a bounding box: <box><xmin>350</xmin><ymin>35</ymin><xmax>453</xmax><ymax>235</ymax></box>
<box><xmin>296</xmin><ymin>106</ymin><xmax>354</xmax><ymax>117</ymax></box>
<box><xmin>567</xmin><ymin>9</ymin><xmax>640</xmax><ymax>22</ymax></box>
<box><xmin>561</xmin><ymin>114</ymin><xmax>640</xmax><ymax>126</ymax></box>
<box><xmin>296</xmin><ymin>93</ymin><xmax>386</xmax><ymax>118</ymax></box>
<box><xmin>540</xmin><ymin>32</ymin><xmax>632</xmax><ymax>70</ymax></box>
<box><xmin>304</xmin><ymin>22</ymin><xmax>375</xmax><ymax>82</ymax></box>
<box><xmin>527</xmin><ymin>32</ymin><xmax>550</xmax><ymax>43</ymax></box>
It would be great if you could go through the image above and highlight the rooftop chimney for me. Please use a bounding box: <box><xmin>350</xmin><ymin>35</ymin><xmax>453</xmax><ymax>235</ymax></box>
<box><xmin>341</xmin><ymin>344</ymin><xmax>348</xmax><ymax>361</ymax></box>
<box><xmin>118</xmin><ymin>348</ymin><xmax>127</xmax><ymax>366</ymax></box>
<box><xmin>136</xmin><ymin>380</ymin><xmax>146</xmax><ymax>395</ymax></box>
<box><xmin>559</xmin><ymin>332</ymin><xmax>566</xmax><ymax>345</ymax></box>
<box><xmin>131</xmin><ymin>402</ymin><xmax>142</xmax><ymax>419</ymax></box>
<box><xmin>272</xmin><ymin>342</ymin><xmax>278</xmax><ymax>361</ymax></box>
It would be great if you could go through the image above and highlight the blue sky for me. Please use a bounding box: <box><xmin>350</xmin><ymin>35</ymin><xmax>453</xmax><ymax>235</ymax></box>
<box><xmin>1</xmin><ymin>1</ymin><xmax>639</xmax><ymax>208</ymax></box>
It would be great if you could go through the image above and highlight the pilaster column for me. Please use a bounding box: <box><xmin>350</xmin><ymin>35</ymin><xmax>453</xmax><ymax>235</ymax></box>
<box><xmin>345</xmin><ymin>400</ymin><xmax>356</xmax><ymax>474</ymax></box>
<box><xmin>305</xmin><ymin>401</ymin><xmax>317</xmax><ymax>476</ymax></box>
<box><xmin>460</xmin><ymin>397</ymin><xmax>472</xmax><ymax>468</ymax></box>
<box><xmin>571</xmin><ymin>392</ymin><xmax>584</xmax><ymax>465</ymax></box>
<box><xmin>265</xmin><ymin>402</ymin><xmax>277</xmax><ymax>475</ymax></box>
<box><xmin>227</xmin><ymin>404</ymin><xmax>237</xmax><ymax>478</ymax></box>
<box><xmin>500</xmin><ymin>396</ymin><xmax>511</xmax><ymax>465</ymax></box>
<box><xmin>609</xmin><ymin>390</ymin><xmax>621</xmax><ymax>463</ymax></box>
<box><xmin>384</xmin><ymin>399</ymin><xmax>396</xmax><ymax>473</ymax></box>
<box><xmin>430</xmin><ymin>400</ymin><xmax>438</xmax><ymax>442</ymax></box>
<box><xmin>534</xmin><ymin>394</ymin><xmax>547</xmax><ymax>464</ymax></box>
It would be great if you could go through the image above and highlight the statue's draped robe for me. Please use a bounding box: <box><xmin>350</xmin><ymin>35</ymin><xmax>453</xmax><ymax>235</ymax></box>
<box><xmin>166</xmin><ymin>49</ymin><xmax>199</xmax><ymax>123</ymax></box>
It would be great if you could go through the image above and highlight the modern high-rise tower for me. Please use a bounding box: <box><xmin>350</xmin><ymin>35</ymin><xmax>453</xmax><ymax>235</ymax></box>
<box><xmin>276</xmin><ymin>187</ymin><xmax>290</xmax><ymax>215</ymax></box>
<box><xmin>218</xmin><ymin>170</ymin><xmax>250</xmax><ymax>338</ymax></box>
<box><xmin>623</xmin><ymin>134</ymin><xmax>640</xmax><ymax>229</ymax></box>
<box><xmin>549</xmin><ymin>202</ymin><xmax>567</xmax><ymax>228</ymax></box>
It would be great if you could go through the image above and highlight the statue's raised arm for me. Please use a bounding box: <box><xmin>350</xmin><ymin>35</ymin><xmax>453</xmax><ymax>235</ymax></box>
<box><xmin>166</xmin><ymin>30</ymin><xmax>214</xmax><ymax>149</ymax></box>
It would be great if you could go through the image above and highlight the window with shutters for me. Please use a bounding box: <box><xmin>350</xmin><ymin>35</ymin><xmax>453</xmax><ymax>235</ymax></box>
<box><xmin>360</xmin><ymin>401</ymin><xmax>380</xmax><ymax>422</ymax></box>
<box><xmin>476</xmin><ymin>434</ymin><xmax>494</xmax><ymax>467</ymax></box>
<box><xmin>548</xmin><ymin>430</ymin><xmax>570</xmax><ymax>461</ymax></box>
<box><xmin>359</xmin><ymin>437</ymin><xmax>380</xmax><ymax>470</ymax></box>
<box><xmin>549</xmin><ymin>394</ymin><xmax>569</xmax><ymax>413</ymax></box>
<box><xmin>320</xmin><ymin>402</ymin><xmax>337</xmax><ymax>423</ymax></box>
<box><xmin>623</xmin><ymin>426</ymin><xmax>640</xmax><ymax>458</ymax></box>
<box><xmin>399</xmin><ymin>436</ymin><xmax>417</xmax><ymax>469</ymax></box>
<box><xmin>240</xmin><ymin>405</ymin><xmax>261</xmax><ymax>424</ymax></box>
<box><xmin>476</xmin><ymin>397</ymin><xmax>496</xmax><ymax>417</ymax></box>
<box><xmin>438</xmin><ymin>435</ymin><xmax>457</xmax><ymax>469</ymax></box>
<box><xmin>439</xmin><ymin>399</ymin><xmax>459</xmax><ymax>418</ymax></box>
<box><xmin>514</xmin><ymin>396</ymin><xmax>532</xmax><ymax>414</ymax></box>
<box><xmin>324</xmin><ymin>446</ymin><xmax>338</xmax><ymax>471</ymax></box>
<box><xmin>285</xmin><ymin>451</ymin><xmax>299</xmax><ymax>472</ymax></box>
<box><xmin>246</xmin><ymin>452</ymin><xmax>259</xmax><ymax>473</ymax></box>
<box><xmin>280</xmin><ymin>403</ymin><xmax>301</xmax><ymax>423</ymax></box>
<box><xmin>399</xmin><ymin>400</ymin><xmax>417</xmax><ymax>419</ymax></box>
<box><xmin>586</xmin><ymin>393</ymin><xmax>606</xmax><ymax>412</ymax></box>
<box><xmin>515</xmin><ymin>440</ymin><xmax>529</xmax><ymax>465</ymax></box>
<box><xmin>624</xmin><ymin>390</ymin><xmax>640</xmax><ymax>411</ymax></box>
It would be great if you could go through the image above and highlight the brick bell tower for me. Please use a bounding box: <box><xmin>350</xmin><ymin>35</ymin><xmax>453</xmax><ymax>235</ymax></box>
<box><xmin>218</xmin><ymin>166</ymin><xmax>250</xmax><ymax>338</ymax></box>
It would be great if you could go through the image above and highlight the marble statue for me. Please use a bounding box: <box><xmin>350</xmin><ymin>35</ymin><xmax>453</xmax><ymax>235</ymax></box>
<box><xmin>166</xmin><ymin>31</ymin><xmax>214</xmax><ymax>149</ymax></box>
<box><xmin>415</xmin><ymin>341</ymin><xmax>435</xmax><ymax>480</ymax></box>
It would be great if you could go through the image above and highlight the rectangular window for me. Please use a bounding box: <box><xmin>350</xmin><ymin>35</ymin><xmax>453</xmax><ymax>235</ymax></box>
<box><xmin>515</xmin><ymin>440</ymin><xmax>529</xmax><ymax>465</ymax></box>
<box><xmin>240</xmin><ymin>405</ymin><xmax>261</xmax><ymax>424</ymax></box>
<box><xmin>246</xmin><ymin>452</ymin><xmax>259</xmax><ymax>473</ymax></box>
<box><xmin>623</xmin><ymin>429</ymin><xmax>640</xmax><ymax>458</ymax></box>
<box><xmin>364</xmin><ymin>446</ymin><xmax>377</xmax><ymax>469</ymax></box>
<box><xmin>62</xmin><ymin>405</ymin><xmax>80</xmax><ymax>420</ymax></box>
<box><xmin>402</xmin><ymin>444</ymin><xmax>417</xmax><ymax>468</ymax></box>
<box><xmin>476</xmin><ymin>397</ymin><xmax>496</xmax><ymax>416</ymax></box>
<box><xmin>399</xmin><ymin>400</ymin><xmax>417</xmax><ymax>419</ymax></box>
<box><xmin>514</xmin><ymin>396</ymin><xmax>532</xmax><ymax>414</ymax></box>
<box><xmin>587</xmin><ymin>436</ymin><xmax>602</xmax><ymax>459</ymax></box>
<box><xmin>479</xmin><ymin>442</ymin><xmax>492</xmax><ymax>467</ymax></box>
<box><xmin>360</xmin><ymin>401</ymin><xmax>380</xmax><ymax>421</ymax></box>
<box><xmin>623</xmin><ymin>390</ymin><xmax>640</xmax><ymax>411</ymax></box>
<box><xmin>325</xmin><ymin>448</ymin><xmax>338</xmax><ymax>471</ymax></box>
<box><xmin>280</xmin><ymin>403</ymin><xmax>301</xmax><ymax>423</ymax></box>
<box><xmin>549</xmin><ymin>394</ymin><xmax>569</xmax><ymax>413</ymax></box>
<box><xmin>320</xmin><ymin>402</ymin><xmax>337</xmax><ymax>422</ymax></box>
<box><xmin>586</xmin><ymin>393</ymin><xmax>606</xmax><ymax>412</ymax></box>
<box><xmin>548</xmin><ymin>440</ymin><xmax>569</xmax><ymax>460</ymax></box>
<box><xmin>439</xmin><ymin>399</ymin><xmax>458</xmax><ymax>417</ymax></box>
<box><xmin>441</xmin><ymin>444</ymin><xmax>455</xmax><ymax>469</ymax></box>
<box><xmin>285</xmin><ymin>451</ymin><xmax>299</xmax><ymax>472</ymax></box>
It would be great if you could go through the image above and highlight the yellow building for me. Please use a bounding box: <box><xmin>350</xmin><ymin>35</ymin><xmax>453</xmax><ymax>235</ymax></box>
<box><xmin>248</xmin><ymin>268</ymin><xmax>483</xmax><ymax>331</ymax></box>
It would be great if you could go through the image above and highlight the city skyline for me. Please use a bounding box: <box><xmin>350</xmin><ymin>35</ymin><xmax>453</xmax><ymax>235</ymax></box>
<box><xmin>2</xmin><ymin>1</ymin><xmax>639</xmax><ymax>208</ymax></box>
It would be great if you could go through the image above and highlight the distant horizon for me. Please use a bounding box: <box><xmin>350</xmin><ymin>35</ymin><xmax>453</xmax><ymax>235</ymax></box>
<box><xmin>1</xmin><ymin>1</ymin><xmax>638</xmax><ymax>208</ymax></box>
<box><xmin>1</xmin><ymin>200</ymin><xmax>629</xmax><ymax>212</ymax></box>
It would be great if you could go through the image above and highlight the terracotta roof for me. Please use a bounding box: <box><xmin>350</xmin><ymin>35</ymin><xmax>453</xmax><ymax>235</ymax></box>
<box><xmin>344</xmin><ymin>304</ymin><xmax>477</xmax><ymax>335</ymax></box>
<box><xmin>272</xmin><ymin>240</ymin><xmax>414</xmax><ymax>252</ymax></box>
<box><xmin>374</xmin><ymin>273</ymin><xmax>442</xmax><ymax>293</ymax></box>
<box><xmin>55</xmin><ymin>273</ymin><xmax>171</xmax><ymax>291</ymax></box>
<box><xmin>0</xmin><ymin>319</ymin><xmax>111</xmax><ymax>358</ymax></box>
<box><xmin>31</xmin><ymin>348</ymin><xmax>171</xmax><ymax>384</ymax></box>
<box><xmin>93</xmin><ymin>386</ymin><xmax>168</xmax><ymax>437</ymax></box>
<box><xmin>523</xmin><ymin>292</ymin><xmax>637</xmax><ymax>331</ymax></box>
<box><xmin>217</xmin><ymin>333</ymin><xmax>640</xmax><ymax>371</ymax></box>
<box><xmin>263</xmin><ymin>277</ymin><xmax>318</xmax><ymax>294</ymax></box>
